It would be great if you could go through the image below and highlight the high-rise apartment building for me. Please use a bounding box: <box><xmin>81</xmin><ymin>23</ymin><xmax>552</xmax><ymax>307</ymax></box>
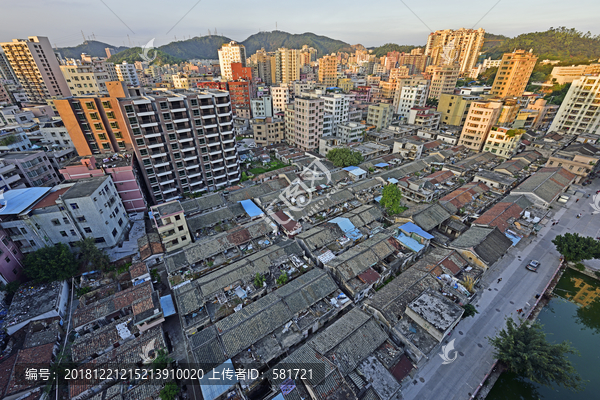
<box><xmin>251</xmin><ymin>96</ymin><xmax>273</xmax><ymax>118</ymax></box>
<box><xmin>0</xmin><ymin>36</ymin><xmax>71</xmax><ymax>102</ymax></box>
<box><xmin>0</xmin><ymin>51</ymin><xmax>17</xmax><ymax>82</ymax></box>
<box><xmin>490</xmin><ymin>50</ymin><xmax>538</xmax><ymax>98</ymax></box>
<box><xmin>60</xmin><ymin>56</ymin><xmax>118</xmax><ymax>95</ymax></box>
<box><xmin>425</xmin><ymin>28</ymin><xmax>485</xmax><ymax>74</ymax></box>
<box><xmin>287</xmin><ymin>97</ymin><xmax>324</xmax><ymax>151</ymax></box>
<box><xmin>218</xmin><ymin>41</ymin><xmax>246</xmax><ymax>81</ymax></box>
<box><xmin>549</xmin><ymin>75</ymin><xmax>600</xmax><ymax>135</ymax></box>
<box><xmin>271</xmin><ymin>85</ymin><xmax>290</xmax><ymax>114</ymax></box>
<box><xmin>437</xmin><ymin>94</ymin><xmax>479</xmax><ymax>126</ymax></box>
<box><xmin>320</xmin><ymin>93</ymin><xmax>350</xmax><ymax>133</ymax></box>
<box><xmin>114</xmin><ymin>61</ymin><xmax>140</xmax><ymax>86</ymax></box>
<box><xmin>393</xmin><ymin>76</ymin><xmax>429</xmax><ymax>118</ymax></box>
<box><xmin>318</xmin><ymin>54</ymin><xmax>338</xmax><ymax>87</ymax></box>
<box><xmin>247</xmin><ymin>48</ymin><xmax>275</xmax><ymax>84</ymax></box>
<box><xmin>275</xmin><ymin>48</ymin><xmax>300</xmax><ymax>84</ymax></box>
<box><xmin>299</xmin><ymin>45</ymin><xmax>317</xmax><ymax>67</ymax></box>
<box><xmin>367</xmin><ymin>103</ymin><xmax>394</xmax><ymax>130</ymax></box>
<box><xmin>251</xmin><ymin>117</ymin><xmax>284</xmax><ymax>146</ymax></box>
<box><xmin>458</xmin><ymin>101</ymin><xmax>502</xmax><ymax>151</ymax></box>
<box><xmin>428</xmin><ymin>64</ymin><xmax>460</xmax><ymax>100</ymax></box>
<box><xmin>56</xmin><ymin>81</ymin><xmax>240</xmax><ymax>204</ymax></box>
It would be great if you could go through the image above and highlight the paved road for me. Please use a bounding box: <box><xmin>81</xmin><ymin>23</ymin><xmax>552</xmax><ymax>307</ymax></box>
<box><xmin>401</xmin><ymin>182</ymin><xmax>600</xmax><ymax>400</ymax></box>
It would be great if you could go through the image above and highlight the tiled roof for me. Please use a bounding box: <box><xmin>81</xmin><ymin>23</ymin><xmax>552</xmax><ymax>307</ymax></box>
<box><xmin>440</xmin><ymin>182</ymin><xmax>489</xmax><ymax>212</ymax></box>
<box><xmin>71</xmin><ymin>318</ymin><xmax>136</xmax><ymax>363</ymax></box>
<box><xmin>512</xmin><ymin>167</ymin><xmax>575</xmax><ymax>203</ymax></box>
<box><xmin>129</xmin><ymin>262</ymin><xmax>148</xmax><ymax>280</ymax></box>
<box><xmin>450</xmin><ymin>226</ymin><xmax>513</xmax><ymax>265</ymax></box>
<box><xmin>412</xmin><ymin>204</ymin><xmax>452</xmax><ymax>231</ymax></box>
<box><xmin>474</xmin><ymin>202</ymin><xmax>523</xmax><ymax>233</ymax></box>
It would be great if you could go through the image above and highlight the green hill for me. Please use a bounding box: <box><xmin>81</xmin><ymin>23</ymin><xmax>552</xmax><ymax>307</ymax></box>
<box><xmin>369</xmin><ymin>43</ymin><xmax>422</xmax><ymax>58</ymax></box>
<box><xmin>57</xmin><ymin>40</ymin><xmax>128</xmax><ymax>59</ymax></box>
<box><xmin>108</xmin><ymin>47</ymin><xmax>184</xmax><ymax>65</ymax></box>
<box><xmin>483</xmin><ymin>27</ymin><xmax>600</xmax><ymax>62</ymax></box>
<box><xmin>240</xmin><ymin>31</ymin><xmax>354</xmax><ymax>56</ymax></box>
<box><xmin>159</xmin><ymin>35</ymin><xmax>231</xmax><ymax>59</ymax></box>
<box><xmin>481</xmin><ymin>33</ymin><xmax>509</xmax><ymax>52</ymax></box>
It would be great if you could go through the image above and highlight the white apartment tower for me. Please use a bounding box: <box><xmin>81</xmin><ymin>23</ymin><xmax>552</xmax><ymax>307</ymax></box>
<box><xmin>393</xmin><ymin>76</ymin><xmax>430</xmax><ymax>119</ymax></box>
<box><xmin>271</xmin><ymin>85</ymin><xmax>290</xmax><ymax>114</ymax></box>
<box><xmin>0</xmin><ymin>36</ymin><xmax>71</xmax><ymax>102</ymax></box>
<box><xmin>114</xmin><ymin>62</ymin><xmax>140</xmax><ymax>86</ymax></box>
<box><xmin>218</xmin><ymin>41</ymin><xmax>246</xmax><ymax>81</ymax></box>
<box><xmin>549</xmin><ymin>75</ymin><xmax>600</xmax><ymax>135</ymax></box>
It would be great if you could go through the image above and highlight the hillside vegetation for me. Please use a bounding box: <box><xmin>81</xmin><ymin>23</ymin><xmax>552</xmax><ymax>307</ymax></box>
<box><xmin>369</xmin><ymin>43</ymin><xmax>422</xmax><ymax>58</ymax></box>
<box><xmin>483</xmin><ymin>27</ymin><xmax>600</xmax><ymax>62</ymax></box>
<box><xmin>57</xmin><ymin>40</ymin><xmax>128</xmax><ymax>58</ymax></box>
<box><xmin>108</xmin><ymin>47</ymin><xmax>183</xmax><ymax>65</ymax></box>
<box><xmin>240</xmin><ymin>31</ymin><xmax>354</xmax><ymax>56</ymax></box>
<box><xmin>159</xmin><ymin>36</ymin><xmax>231</xmax><ymax>59</ymax></box>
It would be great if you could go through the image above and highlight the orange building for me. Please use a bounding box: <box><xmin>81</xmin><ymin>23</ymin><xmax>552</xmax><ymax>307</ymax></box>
<box><xmin>491</xmin><ymin>50</ymin><xmax>538</xmax><ymax>98</ymax></box>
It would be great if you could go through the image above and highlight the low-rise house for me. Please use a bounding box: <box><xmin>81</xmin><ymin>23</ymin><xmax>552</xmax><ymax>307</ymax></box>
<box><xmin>512</xmin><ymin>150</ymin><xmax>542</xmax><ymax>165</ymax></box>
<box><xmin>129</xmin><ymin>262</ymin><xmax>150</xmax><ymax>285</ymax></box>
<box><xmin>449</xmin><ymin>226</ymin><xmax>513</xmax><ymax>269</ymax></box>
<box><xmin>150</xmin><ymin>200</ymin><xmax>192</xmax><ymax>253</ymax></box>
<box><xmin>71</xmin><ymin>318</ymin><xmax>137</xmax><ymax>364</ymax></box>
<box><xmin>545</xmin><ymin>143</ymin><xmax>600</xmax><ymax>183</ymax></box>
<box><xmin>137</xmin><ymin>232</ymin><xmax>164</xmax><ymax>263</ymax></box>
<box><xmin>396</xmin><ymin>203</ymin><xmax>452</xmax><ymax>233</ymax></box>
<box><xmin>132</xmin><ymin>290</ymin><xmax>165</xmax><ymax>332</ymax></box>
<box><xmin>494</xmin><ymin>159</ymin><xmax>529</xmax><ymax>176</ymax></box>
<box><xmin>394</xmin><ymin>222</ymin><xmax>434</xmax><ymax>257</ymax></box>
<box><xmin>510</xmin><ymin>167</ymin><xmax>576</xmax><ymax>208</ymax></box>
<box><xmin>404</xmin><ymin>289</ymin><xmax>464</xmax><ymax>342</ymax></box>
<box><xmin>4</xmin><ymin>280</ymin><xmax>69</xmax><ymax>335</ymax></box>
<box><xmin>473</xmin><ymin>201</ymin><xmax>524</xmax><ymax>234</ymax></box>
<box><xmin>180</xmin><ymin>192</ymin><xmax>226</xmax><ymax>216</ymax></box>
<box><xmin>472</xmin><ymin>170</ymin><xmax>517</xmax><ymax>193</ymax></box>
<box><xmin>439</xmin><ymin>182</ymin><xmax>491</xmax><ymax>214</ymax></box>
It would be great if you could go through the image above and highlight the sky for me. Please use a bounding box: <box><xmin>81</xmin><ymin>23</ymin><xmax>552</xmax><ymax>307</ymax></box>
<box><xmin>0</xmin><ymin>0</ymin><xmax>599</xmax><ymax>49</ymax></box>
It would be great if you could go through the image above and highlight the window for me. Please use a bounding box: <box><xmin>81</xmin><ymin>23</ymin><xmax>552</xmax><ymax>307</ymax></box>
<box><xmin>110</xmin><ymin>122</ymin><xmax>119</xmax><ymax>129</ymax></box>
<box><xmin>136</xmin><ymin>139</ymin><xmax>145</xmax><ymax>146</ymax></box>
<box><xmin>178</xmin><ymin>226</ymin><xmax>184</xmax><ymax>231</ymax></box>
<box><xmin>70</xmin><ymin>229</ymin><xmax>77</xmax><ymax>236</ymax></box>
<box><xmin>176</xmin><ymin>161</ymin><xmax>183</xmax><ymax>168</ymax></box>
<box><xmin>173</xmin><ymin>153</ymin><xmax>181</xmax><ymax>159</ymax></box>
<box><xmin>171</xmin><ymin>143</ymin><xmax>179</xmax><ymax>150</ymax></box>
<box><xmin>63</xmin><ymin>217</ymin><xmax>69</xmax><ymax>224</ymax></box>
<box><xmin>51</xmin><ymin>219</ymin><xmax>61</xmax><ymax>225</ymax></box>
<box><xmin>163</xmin><ymin>113</ymin><xmax>171</xmax><ymax>121</ymax></box>
<box><xmin>94</xmin><ymin>123</ymin><xmax>103</xmax><ymax>130</ymax></box>
<box><xmin>5</xmin><ymin>257</ymin><xmax>10</xmax><ymax>263</ymax></box>
<box><xmin>77</xmin><ymin>216</ymin><xmax>86</xmax><ymax>222</ymax></box>
<box><xmin>160</xmin><ymin>102</ymin><xmax>168</xmax><ymax>110</ymax></box>
<box><xmin>124</xmin><ymin>105</ymin><xmax>134</xmax><ymax>113</ymax></box>
<box><xmin>98</xmin><ymin>133</ymin><xmax>107</xmax><ymax>140</ymax></box>
<box><xmin>166</xmin><ymin>123</ymin><xmax>174</xmax><ymax>131</ymax></box>
<box><xmin>118</xmin><ymin>218</ymin><xmax>123</xmax><ymax>226</ymax></box>
<box><xmin>60</xmin><ymin>231</ymin><xmax>68</xmax><ymax>237</ymax></box>
<box><xmin>84</xmin><ymin>227</ymin><xmax>92</xmax><ymax>233</ymax></box>
<box><xmin>114</xmin><ymin>132</ymin><xmax>123</xmax><ymax>139</ymax></box>
<box><xmin>102</xmin><ymin>143</ymin><xmax>111</xmax><ymax>150</ymax></box>
<box><xmin>1</xmin><ymin>237</ymin><xmax>8</xmax><ymax>246</ymax></box>
<box><xmin>140</xmin><ymin>149</ymin><xmax>148</xmax><ymax>156</ymax></box>
<box><xmin>20</xmin><ymin>228</ymin><xmax>27</xmax><ymax>234</ymax></box>
<box><xmin>118</xmin><ymin>141</ymin><xmax>126</xmax><ymax>148</ymax></box>
<box><xmin>190</xmin><ymin>99</ymin><xmax>198</xmax><ymax>106</ymax></box>
<box><xmin>112</xmin><ymin>228</ymin><xmax>118</xmax><ymax>237</ymax></box>
<box><xmin>95</xmin><ymin>237</ymin><xmax>106</xmax><ymax>243</ymax></box>
<box><xmin>175</xmin><ymin>215</ymin><xmax>181</xmax><ymax>221</ymax></box>
<box><xmin>70</xmin><ymin>203</ymin><xmax>79</xmax><ymax>209</ymax></box>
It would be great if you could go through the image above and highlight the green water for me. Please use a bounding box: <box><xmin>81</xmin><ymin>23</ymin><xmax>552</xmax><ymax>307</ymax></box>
<box><xmin>486</xmin><ymin>269</ymin><xmax>600</xmax><ymax>400</ymax></box>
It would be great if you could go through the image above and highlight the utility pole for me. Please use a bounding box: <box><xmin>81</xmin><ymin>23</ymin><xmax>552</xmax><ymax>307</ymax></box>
<box><xmin>81</xmin><ymin>30</ymin><xmax>87</xmax><ymax>44</ymax></box>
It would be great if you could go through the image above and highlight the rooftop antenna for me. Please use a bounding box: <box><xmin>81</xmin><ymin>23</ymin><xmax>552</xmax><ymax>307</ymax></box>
<box><xmin>127</xmin><ymin>34</ymin><xmax>131</xmax><ymax>46</ymax></box>
<box><xmin>81</xmin><ymin>30</ymin><xmax>87</xmax><ymax>44</ymax></box>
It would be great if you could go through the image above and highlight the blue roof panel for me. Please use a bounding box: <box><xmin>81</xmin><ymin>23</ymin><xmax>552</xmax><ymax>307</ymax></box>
<box><xmin>160</xmin><ymin>295</ymin><xmax>176</xmax><ymax>317</ymax></box>
<box><xmin>0</xmin><ymin>187</ymin><xmax>52</xmax><ymax>215</ymax></box>
<box><xmin>239</xmin><ymin>199</ymin><xmax>263</xmax><ymax>217</ymax></box>
<box><xmin>375</xmin><ymin>163</ymin><xmax>389</xmax><ymax>168</ymax></box>
<box><xmin>199</xmin><ymin>359</ymin><xmax>239</xmax><ymax>400</ymax></box>
<box><xmin>399</xmin><ymin>222</ymin><xmax>435</xmax><ymax>239</ymax></box>
<box><xmin>396</xmin><ymin>234</ymin><xmax>425</xmax><ymax>252</ymax></box>
<box><xmin>387</xmin><ymin>178</ymin><xmax>399</xmax><ymax>184</ymax></box>
<box><xmin>343</xmin><ymin>166</ymin><xmax>359</xmax><ymax>171</ymax></box>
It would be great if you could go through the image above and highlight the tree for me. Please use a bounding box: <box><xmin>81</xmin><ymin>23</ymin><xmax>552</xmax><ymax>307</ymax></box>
<box><xmin>276</xmin><ymin>273</ymin><xmax>288</xmax><ymax>286</ymax></box>
<box><xmin>462</xmin><ymin>304</ymin><xmax>478</xmax><ymax>318</ymax></box>
<box><xmin>488</xmin><ymin>317</ymin><xmax>583</xmax><ymax>391</ymax></box>
<box><xmin>254</xmin><ymin>273</ymin><xmax>265</xmax><ymax>288</ymax></box>
<box><xmin>23</xmin><ymin>244</ymin><xmax>78</xmax><ymax>283</ymax></box>
<box><xmin>152</xmin><ymin>348</ymin><xmax>173</xmax><ymax>370</ymax></box>
<box><xmin>326</xmin><ymin>148</ymin><xmax>364</xmax><ymax>168</ymax></box>
<box><xmin>380</xmin><ymin>184</ymin><xmax>405</xmax><ymax>215</ymax></box>
<box><xmin>160</xmin><ymin>382</ymin><xmax>180</xmax><ymax>400</ymax></box>
<box><xmin>545</xmin><ymin>83</ymin><xmax>572</xmax><ymax>105</ymax></box>
<box><xmin>552</xmin><ymin>233</ymin><xmax>600</xmax><ymax>262</ymax></box>
<box><xmin>426</xmin><ymin>98</ymin><xmax>438</xmax><ymax>107</ymax></box>
<box><xmin>76</xmin><ymin>237</ymin><xmax>111</xmax><ymax>272</ymax></box>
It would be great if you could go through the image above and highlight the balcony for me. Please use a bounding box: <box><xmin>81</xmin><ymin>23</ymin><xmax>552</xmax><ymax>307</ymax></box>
<box><xmin>220</xmin><ymin>129</ymin><xmax>233</xmax><ymax>135</ymax></box>
<box><xmin>214</xmin><ymin>173</ymin><xmax>227</xmax><ymax>180</ymax></box>
<box><xmin>206</xmin><ymin>132</ymin><xmax>219</xmax><ymax>138</ymax></box>
<box><xmin>171</xmin><ymin>107</ymin><xmax>186</xmax><ymax>113</ymax></box>
<box><xmin>185</xmin><ymin>164</ymin><xmax>200</xmax><ymax>170</ymax></box>
<box><xmin>209</xmin><ymin>149</ymin><xmax>222</xmax><ymax>156</ymax></box>
<box><xmin>230</xmin><ymin>176</ymin><xmax>240</xmax><ymax>182</ymax></box>
<box><xmin>179</xmin><ymin>137</ymin><xmax>194</xmax><ymax>143</ymax></box>
<box><xmin>181</xmin><ymin>146</ymin><xmax>196</xmax><ymax>153</ymax></box>
<box><xmin>148</xmin><ymin>143</ymin><xmax>165</xmax><ymax>149</ymax></box>
<box><xmin>163</xmin><ymin>187</ymin><xmax>178</xmax><ymax>194</ymax></box>
<box><xmin>174</xmin><ymin>118</ymin><xmax>189</xmax><ymax>124</ymax></box>
<box><xmin>201</xmin><ymin>113</ymin><xmax>216</xmax><ymax>119</ymax></box>
<box><xmin>151</xmin><ymin>152</ymin><xmax>167</xmax><ymax>158</ymax></box>
<box><xmin>183</xmin><ymin>155</ymin><xmax>198</xmax><ymax>162</ymax></box>
<box><xmin>227</xmin><ymin>169</ymin><xmax>238</xmax><ymax>176</ymax></box>
<box><xmin>176</xmin><ymin>128</ymin><xmax>191</xmax><ymax>134</ymax></box>
<box><xmin>140</xmin><ymin>121</ymin><xmax>158</xmax><ymax>128</ymax></box>
<box><xmin>222</xmin><ymin>137</ymin><xmax>235</xmax><ymax>144</ymax></box>
<box><xmin>160</xmin><ymin>179</ymin><xmax>175</xmax><ymax>186</ymax></box>
<box><xmin>188</xmin><ymin>172</ymin><xmax>203</xmax><ymax>179</ymax></box>
<box><xmin>200</xmin><ymin>104</ymin><xmax>213</xmax><ymax>109</ymax></box>
<box><xmin>137</xmin><ymin>111</ymin><xmax>155</xmax><ymax>117</ymax></box>
<box><xmin>190</xmin><ymin>180</ymin><xmax>203</xmax><ymax>186</ymax></box>
<box><xmin>215</xmin><ymin>181</ymin><xmax>228</xmax><ymax>187</ymax></box>
<box><xmin>144</xmin><ymin>132</ymin><xmax>161</xmax><ymax>139</ymax></box>
<box><xmin>216</xmin><ymin>101</ymin><xmax>231</xmax><ymax>108</ymax></box>
<box><xmin>225</xmin><ymin>154</ymin><xmax>237</xmax><ymax>160</ymax></box>
<box><xmin>204</xmin><ymin>122</ymin><xmax>218</xmax><ymax>129</ymax></box>
<box><xmin>154</xmin><ymin>161</ymin><xmax>170</xmax><ymax>168</ymax></box>
<box><xmin>157</xmin><ymin>170</ymin><xmax>172</xmax><ymax>177</ymax></box>
<box><xmin>212</xmin><ymin>165</ymin><xmax>225</xmax><ymax>172</ymax></box>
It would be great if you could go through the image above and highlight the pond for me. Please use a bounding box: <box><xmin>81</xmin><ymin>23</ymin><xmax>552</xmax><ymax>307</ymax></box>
<box><xmin>486</xmin><ymin>269</ymin><xmax>600</xmax><ymax>400</ymax></box>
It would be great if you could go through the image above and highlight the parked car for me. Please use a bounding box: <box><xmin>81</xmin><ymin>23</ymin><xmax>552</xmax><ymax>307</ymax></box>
<box><xmin>526</xmin><ymin>260</ymin><xmax>540</xmax><ymax>272</ymax></box>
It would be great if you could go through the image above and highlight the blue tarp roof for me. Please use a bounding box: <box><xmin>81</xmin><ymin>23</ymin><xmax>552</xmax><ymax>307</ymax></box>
<box><xmin>199</xmin><ymin>359</ymin><xmax>239</xmax><ymax>400</ymax></box>
<box><xmin>375</xmin><ymin>163</ymin><xmax>390</xmax><ymax>168</ymax></box>
<box><xmin>349</xmin><ymin>168</ymin><xmax>367</xmax><ymax>176</ymax></box>
<box><xmin>160</xmin><ymin>295</ymin><xmax>176</xmax><ymax>317</ymax></box>
<box><xmin>396</xmin><ymin>234</ymin><xmax>425</xmax><ymax>253</ymax></box>
<box><xmin>399</xmin><ymin>222</ymin><xmax>435</xmax><ymax>239</ymax></box>
<box><xmin>343</xmin><ymin>166</ymin><xmax>359</xmax><ymax>171</ymax></box>
<box><xmin>0</xmin><ymin>187</ymin><xmax>52</xmax><ymax>215</ymax></box>
<box><xmin>330</xmin><ymin>217</ymin><xmax>363</xmax><ymax>241</ymax></box>
<box><xmin>387</xmin><ymin>178</ymin><xmax>399</xmax><ymax>184</ymax></box>
<box><xmin>374</xmin><ymin>196</ymin><xmax>382</xmax><ymax>203</ymax></box>
<box><xmin>504</xmin><ymin>231</ymin><xmax>521</xmax><ymax>246</ymax></box>
<box><xmin>239</xmin><ymin>199</ymin><xmax>263</xmax><ymax>217</ymax></box>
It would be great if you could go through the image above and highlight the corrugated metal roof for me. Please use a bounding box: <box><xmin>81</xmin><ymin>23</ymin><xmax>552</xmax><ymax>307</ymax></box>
<box><xmin>0</xmin><ymin>187</ymin><xmax>52</xmax><ymax>215</ymax></box>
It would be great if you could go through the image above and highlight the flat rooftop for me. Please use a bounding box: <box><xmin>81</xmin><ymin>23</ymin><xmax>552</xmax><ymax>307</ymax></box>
<box><xmin>61</xmin><ymin>175</ymin><xmax>110</xmax><ymax>199</ymax></box>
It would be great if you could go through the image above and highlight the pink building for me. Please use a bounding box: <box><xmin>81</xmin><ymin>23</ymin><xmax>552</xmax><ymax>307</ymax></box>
<box><xmin>0</xmin><ymin>227</ymin><xmax>24</xmax><ymax>284</ymax></box>
<box><xmin>59</xmin><ymin>154</ymin><xmax>147</xmax><ymax>213</ymax></box>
